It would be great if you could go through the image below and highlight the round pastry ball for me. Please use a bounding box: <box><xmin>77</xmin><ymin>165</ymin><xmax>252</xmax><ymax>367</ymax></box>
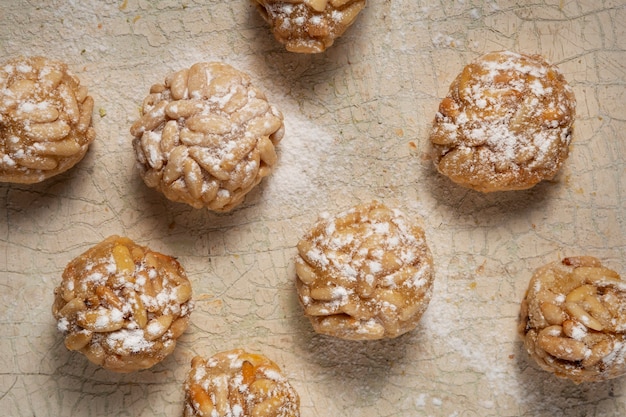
<box><xmin>130</xmin><ymin>62</ymin><xmax>284</xmax><ymax>212</ymax></box>
<box><xmin>429</xmin><ymin>51</ymin><xmax>576</xmax><ymax>192</ymax></box>
<box><xmin>52</xmin><ymin>235</ymin><xmax>193</xmax><ymax>373</ymax></box>
<box><xmin>0</xmin><ymin>56</ymin><xmax>96</xmax><ymax>183</ymax></box>
<box><xmin>519</xmin><ymin>256</ymin><xmax>626</xmax><ymax>383</ymax></box>
<box><xmin>295</xmin><ymin>201</ymin><xmax>434</xmax><ymax>340</ymax></box>
<box><xmin>183</xmin><ymin>349</ymin><xmax>300</xmax><ymax>417</ymax></box>
<box><xmin>253</xmin><ymin>0</ymin><xmax>366</xmax><ymax>53</ymax></box>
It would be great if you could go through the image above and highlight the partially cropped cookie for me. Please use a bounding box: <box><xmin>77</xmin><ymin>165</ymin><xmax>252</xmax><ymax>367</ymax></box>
<box><xmin>296</xmin><ymin>201</ymin><xmax>434</xmax><ymax>340</ymax></box>
<box><xmin>253</xmin><ymin>0</ymin><xmax>366</xmax><ymax>53</ymax></box>
<box><xmin>183</xmin><ymin>349</ymin><xmax>300</xmax><ymax>417</ymax></box>
<box><xmin>0</xmin><ymin>56</ymin><xmax>95</xmax><ymax>183</ymax></box>
<box><xmin>52</xmin><ymin>235</ymin><xmax>193</xmax><ymax>373</ymax></box>
<box><xmin>130</xmin><ymin>62</ymin><xmax>284</xmax><ymax>212</ymax></box>
<box><xmin>429</xmin><ymin>51</ymin><xmax>575</xmax><ymax>192</ymax></box>
<box><xmin>519</xmin><ymin>256</ymin><xmax>626</xmax><ymax>383</ymax></box>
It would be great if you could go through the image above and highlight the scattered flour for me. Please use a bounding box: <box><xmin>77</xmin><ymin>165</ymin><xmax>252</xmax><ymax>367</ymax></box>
<box><xmin>432</xmin><ymin>33</ymin><xmax>460</xmax><ymax>48</ymax></box>
<box><xmin>259</xmin><ymin>99</ymin><xmax>337</xmax><ymax>212</ymax></box>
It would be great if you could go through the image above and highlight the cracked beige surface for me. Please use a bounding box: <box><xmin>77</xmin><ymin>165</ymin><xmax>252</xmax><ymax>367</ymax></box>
<box><xmin>0</xmin><ymin>0</ymin><xmax>625</xmax><ymax>416</ymax></box>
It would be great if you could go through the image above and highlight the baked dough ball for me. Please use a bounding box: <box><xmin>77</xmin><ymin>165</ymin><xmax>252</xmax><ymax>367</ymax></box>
<box><xmin>130</xmin><ymin>62</ymin><xmax>284</xmax><ymax>212</ymax></box>
<box><xmin>52</xmin><ymin>235</ymin><xmax>193</xmax><ymax>373</ymax></box>
<box><xmin>183</xmin><ymin>349</ymin><xmax>300</xmax><ymax>417</ymax></box>
<box><xmin>429</xmin><ymin>51</ymin><xmax>576</xmax><ymax>192</ymax></box>
<box><xmin>0</xmin><ymin>56</ymin><xmax>95</xmax><ymax>183</ymax></box>
<box><xmin>253</xmin><ymin>0</ymin><xmax>366</xmax><ymax>53</ymax></box>
<box><xmin>295</xmin><ymin>201</ymin><xmax>434</xmax><ymax>340</ymax></box>
<box><xmin>519</xmin><ymin>256</ymin><xmax>626</xmax><ymax>383</ymax></box>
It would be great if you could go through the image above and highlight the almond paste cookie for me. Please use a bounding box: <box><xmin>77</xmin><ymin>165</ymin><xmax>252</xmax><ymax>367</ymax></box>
<box><xmin>429</xmin><ymin>51</ymin><xmax>576</xmax><ymax>192</ymax></box>
<box><xmin>52</xmin><ymin>236</ymin><xmax>193</xmax><ymax>373</ymax></box>
<box><xmin>183</xmin><ymin>349</ymin><xmax>300</xmax><ymax>417</ymax></box>
<box><xmin>0</xmin><ymin>56</ymin><xmax>95</xmax><ymax>183</ymax></box>
<box><xmin>296</xmin><ymin>201</ymin><xmax>434</xmax><ymax>340</ymax></box>
<box><xmin>130</xmin><ymin>62</ymin><xmax>284</xmax><ymax>212</ymax></box>
<box><xmin>519</xmin><ymin>256</ymin><xmax>626</xmax><ymax>383</ymax></box>
<box><xmin>253</xmin><ymin>0</ymin><xmax>366</xmax><ymax>53</ymax></box>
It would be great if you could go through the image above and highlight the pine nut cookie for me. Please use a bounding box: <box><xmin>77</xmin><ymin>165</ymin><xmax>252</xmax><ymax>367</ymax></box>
<box><xmin>130</xmin><ymin>62</ymin><xmax>284</xmax><ymax>211</ymax></box>
<box><xmin>296</xmin><ymin>201</ymin><xmax>434</xmax><ymax>340</ymax></box>
<box><xmin>52</xmin><ymin>236</ymin><xmax>193</xmax><ymax>373</ymax></box>
<box><xmin>0</xmin><ymin>56</ymin><xmax>95</xmax><ymax>183</ymax></box>
<box><xmin>429</xmin><ymin>51</ymin><xmax>575</xmax><ymax>192</ymax></box>
<box><xmin>253</xmin><ymin>0</ymin><xmax>366</xmax><ymax>53</ymax></box>
<box><xmin>519</xmin><ymin>256</ymin><xmax>626</xmax><ymax>383</ymax></box>
<box><xmin>183</xmin><ymin>349</ymin><xmax>300</xmax><ymax>417</ymax></box>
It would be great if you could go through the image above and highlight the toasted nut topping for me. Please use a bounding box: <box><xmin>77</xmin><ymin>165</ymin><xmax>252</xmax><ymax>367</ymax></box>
<box><xmin>144</xmin><ymin>314</ymin><xmax>174</xmax><ymax>341</ymax></box>
<box><xmin>64</xmin><ymin>331</ymin><xmax>93</xmax><ymax>351</ymax></box>
<box><xmin>564</xmin><ymin>302</ymin><xmax>604</xmax><ymax>331</ymax></box>
<box><xmin>519</xmin><ymin>257</ymin><xmax>626</xmax><ymax>383</ymax></box>
<box><xmin>56</xmin><ymin>297</ymin><xmax>87</xmax><ymax>319</ymax></box>
<box><xmin>296</xmin><ymin>201</ymin><xmax>434</xmax><ymax>340</ymax></box>
<box><xmin>562</xmin><ymin>256</ymin><xmax>602</xmax><ymax>268</ymax></box>
<box><xmin>130</xmin><ymin>62</ymin><xmax>284</xmax><ymax>212</ymax></box>
<box><xmin>429</xmin><ymin>51</ymin><xmax>575</xmax><ymax>192</ymax></box>
<box><xmin>253</xmin><ymin>0</ymin><xmax>366</xmax><ymax>53</ymax></box>
<box><xmin>183</xmin><ymin>349</ymin><xmax>300</xmax><ymax>417</ymax></box>
<box><xmin>540</xmin><ymin>301</ymin><xmax>566</xmax><ymax>326</ymax></box>
<box><xmin>112</xmin><ymin>244</ymin><xmax>134</xmax><ymax>274</ymax></box>
<box><xmin>52</xmin><ymin>235</ymin><xmax>193</xmax><ymax>373</ymax></box>
<box><xmin>77</xmin><ymin>307</ymin><xmax>125</xmax><ymax>332</ymax></box>
<box><xmin>537</xmin><ymin>332</ymin><xmax>589</xmax><ymax>362</ymax></box>
<box><xmin>0</xmin><ymin>56</ymin><xmax>95</xmax><ymax>183</ymax></box>
<box><xmin>124</xmin><ymin>289</ymin><xmax>147</xmax><ymax>329</ymax></box>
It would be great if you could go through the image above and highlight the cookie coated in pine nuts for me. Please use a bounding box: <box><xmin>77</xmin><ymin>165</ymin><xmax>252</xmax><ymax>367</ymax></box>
<box><xmin>130</xmin><ymin>62</ymin><xmax>284</xmax><ymax>212</ymax></box>
<box><xmin>296</xmin><ymin>201</ymin><xmax>434</xmax><ymax>340</ymax></box>
<box><xmin>429</xmin><ymin>51</ymin><xmax>575</xmax><ymax>192</ymax></box>
<box><xmin>253</xmin><ymin>0</ymin><xmax>366</xmax><ymax>53</ymax></box>
<box><xmin>52</xmin><ymin>235</ymin><xmax>193</xmax><ymax>373</ymax></box>
<box><xmin>183</xmin><ymin>349</ymin><xmax>300</xmax><ymax>417</ymax></box>
<box><xmin>519</xmin><ymin>256</ymin><xmax>626</xmax><ymax>383</ymax></box>
<box><xmin>0</xmin><ymin>56</ymin><xmax>95</xmax><ymax>183</ymax></box>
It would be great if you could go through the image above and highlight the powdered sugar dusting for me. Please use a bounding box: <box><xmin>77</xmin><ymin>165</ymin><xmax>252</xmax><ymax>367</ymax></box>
<box><xmin>0</xmin><ymin>55</ymin><xmax>95</xmax><ymax>183</ymax></box>
<box><xmin>259</xmin><ymin>105</ymin><xmax>336</xmax><ymax>214</ymax></box>
<box><xmin>52</xmin><ymin>236</ymin><xmax>194</xmax><ymax>372</ymax></box>
<box><xmin>430</xmin><ymin>51</ymin><xmax>576</xmax><ymax>192</ymax></box>
<box><xmin>130</xmin><ymin>62</ymin><xmax>284</xmax><ymax>211</ymax></box>
<box><xmin>296</xmin><ymin>201</ymin><xmax>435</xmax><ymax>339</ymax></box>
<box><xmin>422</xmin><ymin>292</ymin><xmax>523</xmax><ymax>402</ymax></box>
<box><xmin>519</xmin><ymin>259</ymin><xmax>626</xmax><ymax>383</ymax></box>
<box><xmin>255</xmin><ymin>0</ymin><xmax>365</xmax><ymax>53</ymax></box>
<box><xmin>106</xmin><ymin>329</ymin><xmax>154</xmax><ymax>353</ymax></box>
<box><xmin>184</xmin><ymin>349</ymin><xmax>299</xmax><ymax>416</ymax></box>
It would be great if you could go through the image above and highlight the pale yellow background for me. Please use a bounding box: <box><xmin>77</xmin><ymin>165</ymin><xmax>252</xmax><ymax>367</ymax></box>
<box><xmin>1</xmin><ymin>0</ymin><xmax>625</xmax><ymax>416</ymax></box>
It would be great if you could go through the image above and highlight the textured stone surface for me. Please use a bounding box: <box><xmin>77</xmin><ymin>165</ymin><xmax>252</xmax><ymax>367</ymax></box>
<box><xmin>0</xmin><ymin>0</ymin><xmax>625</xmax><ymax>416</ymax></box>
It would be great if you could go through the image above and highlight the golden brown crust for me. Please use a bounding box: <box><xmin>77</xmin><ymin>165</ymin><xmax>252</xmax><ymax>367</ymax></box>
<box><xmin>0</xmin><ymin>56</ymin><xmax>95</xmax><ymax>183</ymax></box>
<box><xmin>183</xmin><ymin>349</ymin><xmax>300</xmax><ymax>417</ymax></box>
<box><xmin>52</xmin><ymin>235</ymin><xmax>193</xmax><ymax>373</ymax></box>
<box><xmin>253</xmin><ymin>0</ymin><xmax>366</xmax><ymax>53</ymax></box>
<box><xmin>130</xmin><ymin>62</ymin><xmax>284</xmax><ymax>212</ymax></box>
<box><xmin>429</xmin><ymin>51</ymin><xmax>576</xmax><ymax>192</ymax></box>
<box><xmin>519</xmin><ymin>256</ymin><xmax>626</xmax><ymax>383</ymax></box>
<box><xmin>296</xmin><ymin>201</ymin><xmax>434</xmax><ymax>340</ymax></box>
